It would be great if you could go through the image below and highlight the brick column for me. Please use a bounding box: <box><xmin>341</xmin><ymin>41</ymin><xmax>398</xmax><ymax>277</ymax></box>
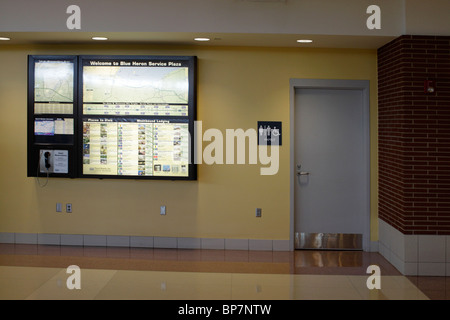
<box><xmin>378</xmin><ymin>35</ymin><xmax>450</xmax><ymax>235</ymax></box>
<box><xmin>378</xmin><ymin>35</ymin><xmax>450</xmax><ymax>275</ymax></box>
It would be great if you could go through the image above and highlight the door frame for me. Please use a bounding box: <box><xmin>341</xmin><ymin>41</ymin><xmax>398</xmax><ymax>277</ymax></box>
<box><xmin>289</xmin><ymin>79</ymin><xmax>371</xmax><ymax>251</ymax></box>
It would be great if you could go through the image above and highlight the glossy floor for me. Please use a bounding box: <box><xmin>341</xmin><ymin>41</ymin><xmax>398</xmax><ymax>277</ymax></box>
<box><xmin>0</xmin><ymin>244</ymin><xmax>445</xmax><ymax>300</ymax></box>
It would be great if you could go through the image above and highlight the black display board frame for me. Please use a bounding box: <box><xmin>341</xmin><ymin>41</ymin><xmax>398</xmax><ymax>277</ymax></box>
<box><xmin>27</xmin><ymin>55</ymin><xmax>197</xmax><ymax>181</ymax></box>
<box><xmin>27</xmin><ymin>55</ymin><xmax>79</xmax><ymax>178</ymax></box>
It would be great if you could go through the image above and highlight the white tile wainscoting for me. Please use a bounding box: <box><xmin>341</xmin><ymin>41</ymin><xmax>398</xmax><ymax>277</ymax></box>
<box><xmin>0</xmin><ymin>232</ymin><xmax>290</xmax><ymax>251</ymax></box>
<box><xmin>378</xmin><ymin>219</ymin><xmax>450</xmax><ymax>276</ymax></box>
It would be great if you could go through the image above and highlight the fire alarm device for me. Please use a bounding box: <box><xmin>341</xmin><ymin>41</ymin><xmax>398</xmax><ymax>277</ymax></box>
<box><xmin>424</xmin><ymin>80</ymin><xmax>435</xmax><ymax>93</ymax></box>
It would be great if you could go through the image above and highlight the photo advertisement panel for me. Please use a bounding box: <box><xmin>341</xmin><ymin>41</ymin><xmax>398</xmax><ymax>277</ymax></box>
<box><xmin>27</xmin><ymin>55</ymin><xmax>197</xmax><ymax>180</ymax></box>
<box><xmin>82</xmin><ymin>118</ymin><xmax>190</xmax><ymax>178</ymax></box>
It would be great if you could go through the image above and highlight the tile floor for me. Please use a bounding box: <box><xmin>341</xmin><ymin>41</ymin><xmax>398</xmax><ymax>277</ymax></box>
<box><xmin>0</xmin><ymin>244</ymin><xmax>446</xmax><ymax>300</ymax></box>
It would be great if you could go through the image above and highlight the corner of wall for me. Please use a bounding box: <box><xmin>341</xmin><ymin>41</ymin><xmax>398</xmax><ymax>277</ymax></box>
<box><xmin>378</xmin><ymin>218</ymin><xmax>450</xmax><ymax>276</ymax></box>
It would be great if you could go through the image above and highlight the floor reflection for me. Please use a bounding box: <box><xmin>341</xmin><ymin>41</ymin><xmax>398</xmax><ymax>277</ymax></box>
<box><xmin>0</xmin><ymin>244</ymin><xmax>442</xmax><ymax>300</ymax></box>
<box><xmin>295</xmin><ymin>250</ymin><xmax>362</xmax><ymax>268</ymax></box>
<box><xmin>0</xmin><ymin>266</ymin><xmax>429</xmax><ymax>300</ymax></box>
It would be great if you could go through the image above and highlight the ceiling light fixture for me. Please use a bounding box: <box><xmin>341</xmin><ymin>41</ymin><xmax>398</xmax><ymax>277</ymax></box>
<box><xmin>297</xmin><ymin>39</ymin><xmax>313</xmax><ymax>43</ymax></box>
<box><xmin>0</xmin><ymin>37</ymin><xmax>11</xmax><ymax>41</ymax></box>
<box><xmin>92</xmin><ymin>37</ymin><xmax>108</xmax><ymax>41</ymax></box>
<box><xmin>194</xmin><ymin>37</ymin><xmax>210</xmax><ymax>42</ymax></box>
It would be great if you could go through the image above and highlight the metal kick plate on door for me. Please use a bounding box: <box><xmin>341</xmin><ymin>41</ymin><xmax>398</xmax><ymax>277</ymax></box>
<box><xmin>295</xmin><ymin>232</ymin><xmax>362</xmax><ymax>250</ymax></box>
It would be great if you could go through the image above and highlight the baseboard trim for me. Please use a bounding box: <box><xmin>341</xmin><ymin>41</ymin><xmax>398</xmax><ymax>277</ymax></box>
<box><xmin>0</xmin><ymin>232</ymin><xmax>291</xmax><ymax>251</ymax></box>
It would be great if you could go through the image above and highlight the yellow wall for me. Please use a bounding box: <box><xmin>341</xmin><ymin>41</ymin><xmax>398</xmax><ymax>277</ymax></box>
<box><xmin>0</xmin><ymin>43</ymin><xmax>378</xmax><ymax>241</ymax></box>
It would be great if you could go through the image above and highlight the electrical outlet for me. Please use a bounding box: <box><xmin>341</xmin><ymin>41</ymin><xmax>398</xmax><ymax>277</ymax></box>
<box><xmin>256</xmin><ymin>208</ymin><xmax>262</xmax><ymax>217</ymax></box>
<box><xmin>160</xmin><ymin>205</ymin><xmax>166</xmax><ymax>215</ymax></box>
<box><xmin>66</xmin><ymin>203</ymin><xmax>72</xmax><ymax>213</ymax></box>
<box><xmin>56</xmin><ymin>203</ymin><xmax>62</xmax><ymax>213</ymax></box>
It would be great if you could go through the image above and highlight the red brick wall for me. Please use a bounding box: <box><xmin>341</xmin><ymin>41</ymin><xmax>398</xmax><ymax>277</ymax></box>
<box><xmin>378</xmin><ymin>35</ymin><xmax>450</xmax><ymax>235</ymax></box>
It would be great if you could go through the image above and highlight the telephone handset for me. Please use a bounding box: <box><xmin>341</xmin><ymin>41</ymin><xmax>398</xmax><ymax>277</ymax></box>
<box><xmin>44</xmin><ymin>151</ymin><xmax>51</xmax><ymax>170</ymax></box>
<box><xmin>39</xmin><ymin>150</ymin><xmax>68</xmax><ymax>174</ymax></box>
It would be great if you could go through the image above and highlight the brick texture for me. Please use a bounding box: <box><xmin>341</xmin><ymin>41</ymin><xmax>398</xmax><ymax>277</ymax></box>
<box><xmin>378</xmin><ymin>35</ymin><xmax>450</xmax><ymax>235</ymax></box>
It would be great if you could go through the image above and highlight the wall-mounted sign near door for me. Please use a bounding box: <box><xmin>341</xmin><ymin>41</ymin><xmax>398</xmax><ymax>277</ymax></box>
<box><xmin>258</xmin><ymin>121</ymin><xmax>282</xmax><ymax>146</ymax></box>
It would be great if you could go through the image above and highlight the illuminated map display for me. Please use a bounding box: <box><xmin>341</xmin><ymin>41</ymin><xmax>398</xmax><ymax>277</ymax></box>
<box><xmin>27</xmin><ymin>55</ymin><xmax>196</xmax><ymax>180</ymax></box>
<box><xmin>82</xmin><ymin>58</ymin><xmax>190</xmax><ymax>116</ymax></box>
<box><xmin>80</xmin><ymin>56</ymin><xmax>196</xmax><ymax>179</ymax></box>
<box><xmin>34</xmin><ymin>60</ymin><xmax>74</xmax><ymax>114</ymax></box>
<box><xmin>83</xmin><ymin>103</ymin><xmax>188</xmax><ymax>116</ymax></box>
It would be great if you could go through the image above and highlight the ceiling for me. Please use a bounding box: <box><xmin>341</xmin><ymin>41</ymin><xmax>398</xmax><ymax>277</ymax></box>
<box><xmin>1</xmin><ymin>0</ymin><xmax>449</xmax><ymax>50</ymax></box>
<box><xmin>0</xmin><ymin>32</ymin><xmax>396</xmax><ymax>49</ymax></box>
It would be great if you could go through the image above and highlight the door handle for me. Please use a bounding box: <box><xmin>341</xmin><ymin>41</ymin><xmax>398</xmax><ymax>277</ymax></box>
<box><xmin>296</xmin><ymin>165</ymin><xmax>310</xmax><ymax>176</ymax></box>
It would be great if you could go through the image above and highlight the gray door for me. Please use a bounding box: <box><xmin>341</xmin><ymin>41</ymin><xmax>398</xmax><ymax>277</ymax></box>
<box><xmin>294</xmin><ymin>88</ymin><xmax>367</xmax><ymax>250</ymax></box>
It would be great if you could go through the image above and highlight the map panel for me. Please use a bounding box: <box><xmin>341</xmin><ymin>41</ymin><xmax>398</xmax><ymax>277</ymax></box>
<box><xmin>83</xmin><ymin>103</ymin><xmax>188</xmax><ymax>116</ymax></box>
<box><xmin>34</xmin><ymin>61</ymin><xmax>74</xmax><ymax>103</ymax></box>
<box><xmin>83</xmin><ymin>66</ymin><xmax>189</xmax><ymax>105</ymax></box>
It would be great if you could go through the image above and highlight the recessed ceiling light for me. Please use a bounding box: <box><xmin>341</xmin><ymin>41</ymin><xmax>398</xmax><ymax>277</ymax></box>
<box><xmin>297</xmin><ymin>39</ymin><xmax>313</xmax><ymax>43</ymax></box>
<box><xmin>194</xmin><ymin>37</ymin><xmax>210</xmax><ymax>42</ymax></box>
<box><xmin>0</xmin><ymin>37</ymin><xmax>11</xmax><ymax>41</ymax></box>
<box><xmin>92</xmin><ymin>37</ymin><xmax>108</xmax><ymax>41</ymax></box>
